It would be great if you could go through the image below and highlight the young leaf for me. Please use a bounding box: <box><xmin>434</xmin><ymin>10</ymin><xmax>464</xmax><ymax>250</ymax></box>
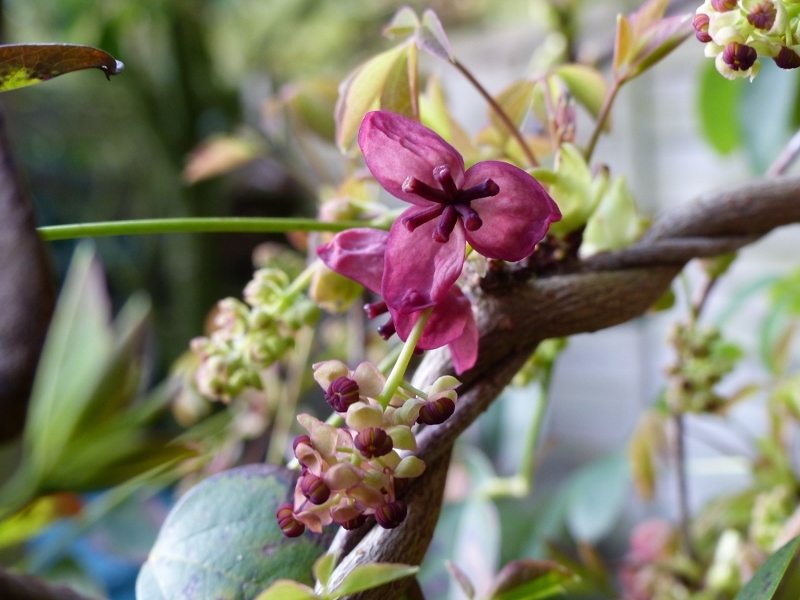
<box><xmin>486</xmin><ymin>559</ymin><xmax>575</xmax><ymax>600</ymax></box>
<box><xmin>328</xmin><ymin>563</ymin><xmax>419</xmax><ymax>597</ymax></box>
<box><xmin>416</xmin><ymin>10</ymin><xmax>454</xmax><ymax>62</ymax></box>
<box><xmin>313</xmin><ymin>551</ymin><xmax>338</xmax><ymax>591</ymax></box>
<box><xmin>551</xmin><ymin>65</ymin><xmax>608</xmax><ymax>120</ymax></box>
<box><xmin>136</xmin><ymin>465</ymin><xmax>330</xmax><ymax>600</ymax></box>
<box><xmin>734</xmin><ymin>535</ymin><xmax>800</xmax><ymax>599</ymax></box>
<box><xmin>565</xmin><ymin>452</ymin><xmax>629</xmax><ymax>543</ymax></box>
<box><xmin>445</xmin><ymin>561</ymin><xmax>476</xmax><ymax>599</ymax></box>
<box><xmin>255</xmin><ymin>580</ymin><xmax>318</xmax><ymax>600</ymax></box>
<box><xmin>0</xmin><ymin>44</ymin><xmax>123</xmax><ymax>92</ymax></box>
<box><xmin>489</xmin><ymin>79</ymin><xmax>536</xmax><ymax>137</ymax></box>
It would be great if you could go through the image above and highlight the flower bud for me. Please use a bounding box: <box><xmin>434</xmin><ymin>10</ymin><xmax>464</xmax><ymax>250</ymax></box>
<box><xmin>711</xmin><ymin>0</ymin><xmax>736</xmax><ymax>11</ymax></box>
<box><xmin>341</xmin><ymin>514</ymin><xmax>368</xmax><ymax>530</ymax></box>
<box><xmin>417</xmin><ymin>397</ymin><xmax>456</xmax><ymax>425</ymax></box>
<box><xmin>375</xmin><ymin>500</ymin><xmax>407</xmax><ymax>529</ymax></box>
<box><xmin>354</xmin><ymin>427</ymin><xmax>393</xmax><ymax>459</ymax></box>
<box><xmin>301</xmin><ymin>472</ymin><xmax>331</xmax><ymax>505</ymax></box>
<box><xmin>325</xmin><ymin>376</ymin><xmax>360</xmax><ymax>412</ymax></box>
<box><xmin>746</xmin><ymin>1</ymin><xmax>776</xmax><ymax>30</ymax></box>
<box><xmin>276</xmin><ymin>503</ymin><xmax>305</xmax><ymax>537</ymax></box>
<box><xmin>293</xmin><ymin>434</ymin><xmax>312</xmax><ymax>455</ymax></box>
<box><xmin>722</xmin><ymin>42</ymin><xmax>757</xmax><ymax>71</ymax></box>
<box><xmin>692</xmin><ymin>14</ymin><xmax>712</xmax><ymax>43</ymax></box>
<box><xmin>774</xmin><ymin>46</ymin><xmax>800</xmax><ymax>69</ymax></box>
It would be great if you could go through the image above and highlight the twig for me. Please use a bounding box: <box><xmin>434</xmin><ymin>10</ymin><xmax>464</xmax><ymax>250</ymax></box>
<box><xmin>767</xmin><ymin>127</ymin><xmax>800</xmax><ymax>177</ymax></box>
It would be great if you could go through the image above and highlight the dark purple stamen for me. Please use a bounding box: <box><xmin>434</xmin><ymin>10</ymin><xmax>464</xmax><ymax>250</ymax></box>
<box><xmin>377</xmin><ymin>317</ymin><xmax>396</xmax><ymax>340</ymax></box>
<box><xmin>401</xmin><ymin>164</ymin><xmax>499</xmax><ymax>243</ymax></box>
<box><xmin>365</xmin><ymin>300</ymin><xmax>388</xmax><ymax>320</ymax></box>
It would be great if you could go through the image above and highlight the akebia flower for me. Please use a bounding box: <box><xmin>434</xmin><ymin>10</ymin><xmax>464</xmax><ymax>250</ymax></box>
<box><xmin>358</xmin><ymin>110</ymin><xmax>561</xmax><ymax>314</ymax></box>
<box><xmin>317</xmin><ymin>227</ymin><xmax>478</xmax><ymax>374</ymax></box>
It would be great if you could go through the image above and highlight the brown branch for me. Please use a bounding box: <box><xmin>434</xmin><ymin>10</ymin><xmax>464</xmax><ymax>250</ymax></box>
<box><xmin>0</xmin><ymin>570</ymin><xmax>101</xmax><ymax>600</ymax></box>
<box><xmin>332</xmin><ymin>175</ymin><xmax>800</xmax><ymax>599</ymax></box>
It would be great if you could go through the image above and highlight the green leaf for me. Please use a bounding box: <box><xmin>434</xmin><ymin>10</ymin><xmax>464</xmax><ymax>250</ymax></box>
<box><xmin>0</xmin><ymin>44</ymin><xmax>123</xmax><ymax>92</ymax></box>
<box><xmin>565</xmin><ymin>452</ymin><xmax>629</xmax><ymax>543</ymax></box>
<box><xmin>313</xmin><ymin>552</ymin><xmax>337</xmax><ymax>591</ymax></box>
<box><xmin>416</xmin><ymin>10</ymin><xmax>453</xmax><ymax>61</ymax></box>
<box><xmin>734</xmin><ymin>535</ymin><xmax>800</xmax><ymax>599</ymax></box>
<box><xmin>487</xmin><ymin>559</ymin><xmax>575</xmax><ymax>600</ymax></box>
<box><xmin>490</xmin><ymin>79</ymin><xmax>536</xmax><ymax>138</ymax></box>
<box><xmin>335</xmin><ymin>44</ymin><xmax>411</xmax><ymax>152</ymax></box>
<box><xmin>329</xmin><ymin>563</ymin><xmax>419</xmax><ymax>597</ymax></box>
<box><xmin>582</xmin><ymin>175</ymin><xmax>644</xmax><ymax>255</ymax></box>
<box><xmin>697</xmin><ymin>58</ymin><xmax>745</xmax><ymax>154</ymax></box>
<box><xmin>136</xmin><ymin>464</ymin><xmax>329</xmax><ymax>600</ymax></box>
<box><xmin>24</xmin><ymin>244</ymin><xmax>113</xmax><ymax>480</ymax></box>
<box><xmin>552</xmin><ymin>65</ymin><xmax>608</xmax><ymax>120</ymax></box>
<box><xmin>255</xmin><ymin>580</ymin><xmax>318</xmax><ymax>600</ymax></box>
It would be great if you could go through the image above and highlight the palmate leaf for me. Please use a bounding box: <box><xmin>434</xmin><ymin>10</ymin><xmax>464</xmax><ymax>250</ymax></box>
<box><xmin>0</xmin><ymin>44</ymin><xmax>123</xmax><ymax>92</ymax></box>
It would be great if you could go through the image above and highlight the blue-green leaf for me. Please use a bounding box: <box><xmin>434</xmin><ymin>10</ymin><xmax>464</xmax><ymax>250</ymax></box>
<box><xmin>735</xmin><ymin>535</ymin><xmax>800</xmax><ymax>599</ymax></box>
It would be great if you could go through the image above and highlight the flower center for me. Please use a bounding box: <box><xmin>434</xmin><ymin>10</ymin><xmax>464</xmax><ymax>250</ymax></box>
<box><xmin>401</xmin><ymin>164</ymin><xmax>499</xmax><ymax>243</ymax></box>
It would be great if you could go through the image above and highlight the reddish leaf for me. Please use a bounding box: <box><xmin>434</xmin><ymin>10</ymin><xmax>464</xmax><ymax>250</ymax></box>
<box><xmin>0</xmin><ymin>44</ymin><xmax>123</xmax><ymax>92</ymax></box>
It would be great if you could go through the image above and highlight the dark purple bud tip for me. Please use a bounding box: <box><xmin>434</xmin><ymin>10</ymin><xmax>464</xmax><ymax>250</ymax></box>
<box><xmin>325</xmin><ymin>376</ymin><xmax>360</xmax><ymax>412</ymax></box>
<box><xmin>711</xmin><ymin>0</ymin><xmax>737</xmax><ymax>11</ymax></box>
<box><xmin>341</xmin><ymin>514</ymin><xmax>368</xmax><ymax>530</ymax></box>
<box><xmin>377</xmin><ymin>317</ymin><xmax>396</xmax><ymax>340</ymax></box>
<box><xmin>354</xmin><ymin>427</ymin><xmax>393</xmax><ymax>459</ymax></box>
<box><xmin>417</xmin><ymin>397</ymin><xmax>456</xmax><ymax>425</ymax></box>
<box><xmin>774</xmin><ymin>46</ymin><xmax>800</xmax><ymax>69</ymax></box>
<box><xmin>293</xmin><ymin>434</ymin><xmax>312</xmax><ymax>455</ymax></box>
<box><xmin>301</xmin><ymin>472</ymin><xmax>331</xmax><ymax>505</ymax></box>
<box><xmin>692</xmin><ymin>14</ymin><xmax>712</xmax><ymax>43</ymax></box>
<box><xmin>723</xmin><ymin>42</ymin><xmax>757</xmax><ymax>71</ymax></box>
<box><xmin>276</xmin><ymin>503</ymin><xmax>305</xmax><ymax>538</ymax></box>
<box><xmin>375</xmin><ymin>500</ymin><xmax>408</xmax><ymax>529</ymax></box>
<box><xmin>747</xmin><ymin>0</ymin><xmax>777</xmax><ymax>29</ymax></box>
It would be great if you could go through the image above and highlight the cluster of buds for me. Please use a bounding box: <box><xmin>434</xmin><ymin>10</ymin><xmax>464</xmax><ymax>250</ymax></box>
<box><xmin>666</xmin><ymin>323</ymin><xmax>741</xmax><ymax>413</ymax></box>
<box><xmin>276</xmin><ymin>360</ymin><xmax>460</xmax><ymax>537</ymax></box>
<box><xmin>693</xmin><ymin>0</ymin><xmax>800</xmax><ymax>79</ymax></box>
<box><xmin>191</xmin><ymin>268</ymin><xmax>320</xmax><ymax>401</ymax></box>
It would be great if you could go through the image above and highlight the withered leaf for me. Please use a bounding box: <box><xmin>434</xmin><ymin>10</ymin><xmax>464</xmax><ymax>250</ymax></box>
<box><xmin>0</xmin><ymin>43</ymin><xmax>124</xmax><ymax>92</ymax></box>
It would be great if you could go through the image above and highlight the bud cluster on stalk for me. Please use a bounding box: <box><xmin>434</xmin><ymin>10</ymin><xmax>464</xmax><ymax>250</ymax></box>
<box><xmin>276</xmin><ymin>359</ymin><xmax>460</xmax><ymax>537</ymax></box>
<box><xmin>191</xmin><ymin>268</ymin><xmax>320</xmax><ymax>401</ymax></box>
<box><xmin>693</xmin><ymin>0</ymin><xmax>800</xmax><ymax>79</ymax></box>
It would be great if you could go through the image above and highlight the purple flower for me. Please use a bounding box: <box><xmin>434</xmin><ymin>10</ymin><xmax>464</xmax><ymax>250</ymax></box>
<box><xmin>317</xmin><ymin>228</ymin><xmax>478</xmax><ymax>374</ymax></box>
<box><xmin>358</xmin><ymin>111</ymin><xmax>561</xmax><ymax>314</ymax></box>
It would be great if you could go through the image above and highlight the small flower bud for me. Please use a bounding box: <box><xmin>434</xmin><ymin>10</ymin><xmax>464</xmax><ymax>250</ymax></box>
<box><xmin>325</xmin><ymin>376</ymin><xmax>360</xmax><ymax>412</ymax></box>
<box><xmin>354</xmin><ymin>427</ymin><xmax>393</xmax><ymax>459</ymax></box>
<box><xmin>746</xmin><ymin>1</ymin><xmax>776</xmax><ymax>30</ymax></box>
<box><xmin>301</xmin><ymin>472</ymin><xmax>331</xmax><ymax>505</ymax></box>
<box><xmin>417</xmin><ymin>398</ymin><xmax>456</xmax><ymax>425</ymax></box>
<box><xmin>276</xmin><ymin>503</ymin><xmax>305</xmax><ymax>537</ymax></box>
<box><xmin>774</xmin><ymin>46</ymin><xmax>800</xmax><ymax>69</ymax></box>
<box><xmin>375</xmin><ymin>500</ymin><xmax>408</xmax><ymax>529</ymax></box>
<box><xmin>723</xmin><ymin>42</ymin><xmax>758</xmax><ymax>71</ymax></box>
<box><xmin>341</xmin><ymin>514</ymin><xmax>368</xmax><ymax>530</ymax></box>
<box><xmin>711</xmin><ymin>0</ymin><xmax>737</xmax><ymax>11</ymax></box>
<box><xmin>293</xmin><ymin>434</ymin><xmax>312</xmax><ymax>455</ymax></box>
<box><xmin>692</xmin><ymin>14</ymin><xmax>712</xmax><ymax>43</ymax></box>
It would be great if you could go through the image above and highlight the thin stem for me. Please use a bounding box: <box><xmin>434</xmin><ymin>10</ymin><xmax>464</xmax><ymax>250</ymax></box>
<box><xmin>451</xmin><ymin>58</ymin><xmax>539</xmax><ymax>168</ymax></box>
<box><xmin>583</xmin><ymin>78</ymin><xmax>622</xmax><ymax>162</ymax></box>
<box><xmin>266</xmin><ymin>327</ymin><xmax>314</xmax><ymax>464</ymax></box>
<box><xmin>767</xmin><ymin>127</ymin><xmax>800</xmax><ymax>177</ymax></box>
<box><xmin>670</xmin><ymin>412</ymin><xmax>695</xmax><ymax>560</ymax></box>
<box><xmin>38</xmin><ymin>218</ymin><xmax>385</xmax><ymax>241</ymax></box>
<box><xmin>376</xmin><ymin>308</ymin><xmax>432</xmax><ymax>408</ymax></box>
<box><xmin>283</xmin><ymin>259</ymin><xmax>319</xmax><ymax>299</ymax></box>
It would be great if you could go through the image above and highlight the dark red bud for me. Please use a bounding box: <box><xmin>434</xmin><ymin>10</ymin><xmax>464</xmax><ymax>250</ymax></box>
<box><xmin>692</xmin><ymin>14</ymin><xmax>712</xmax><ymax>43</ymax></box>
<box><xmin>375</xmin><ymin>500</ymin><xmax>408</xmax><ymax>529</ymax></box>
<box><xmin>354</xmin><ymin>427</ymin><xmax>393</xmax><ymax>459</ymax></box>
<box><xmin>774</xmin><ymin>46</ymin><xmax>800</xmax><ymax>69</ymax></box>
<box><xmin>325</xmin><ymin>376</ymin><xmax>360</xmax><ymax>412</ymax></box>
<box><xmin>293</xmin><ymin>434</ymin><xmax>312</xmax><ymax>454</ymax></box>
<box><xmin>276</xmin><ymin>503</ymin><xmax>305</xmax><ymax>538</ymax></box>
<box><xmin>341</xmin><ymin>514</ymin><xmax>368</xmax><ymax>530</ymax></box>
<box><xmin>393</xmin><ymin>477</ymin><xmax>410</xmax><ymax>496</ymax></box>
<box><xmin>417</xmin><ymin>397</ymin><xmax>456</xmax><ymax>425</ymax></box>
<box><xmin>301</xmin><ymin>472</ymin><xmax>331</xmax><ymax>505</ymax></box>
<box><xmin>747</xmin><ymin>1</ymin><xmax>776</xmax><ymax>30</ymax></box>
<box><xmin>711</xmin><ymin>0</ymin><xmax>736</xmax><ymax>11</ymax></box>
<box><xmin>722</xmin><ymin>42</ymin><xmax>757</xmax><ymax>71</ymax></box>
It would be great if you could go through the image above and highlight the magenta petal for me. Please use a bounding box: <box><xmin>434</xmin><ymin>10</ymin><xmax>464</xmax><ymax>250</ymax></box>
<box><xmin>316</xmin><ymin>228</ymin><xmax>387</xmax><ymax>293</ymax></box>
<box><xmin>383</xmin><ymin>213</ymin><xmax>465</xmax><ymax>313</ymax></box>
<box><xmin>448</xmin><ymin>307</ymin><xmax>478</xmax><ymax>375</ymax></box>
<box><xmin>358</xmin><ymin>111</ymin><xmax>465</xmax><ymax>207</ymax></box>
<box><xmin>463</xmin><ymin>161</ymin><xmax>561</xmax><ymax>261</ymax></box>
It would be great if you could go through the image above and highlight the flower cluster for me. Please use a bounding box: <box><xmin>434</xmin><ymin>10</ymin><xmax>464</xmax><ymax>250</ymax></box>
<box><xmin>191</xmin><ymin>268</ymin><xmax>319</xmax><ymax>401</ymax></box>
<box><xmin>317</xmin><ymin>111</ymin><xmax>560</xmax><ymax>373</ymax></box>
<box><xmin>693</xmin><ymin>0</ymin><xmax>800</xmax><ymax>79</ymax></box>
<box><xmin>276</xmin><ymin>360</ymin><xmax>460</xmax><ymax>537</ymax></box>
